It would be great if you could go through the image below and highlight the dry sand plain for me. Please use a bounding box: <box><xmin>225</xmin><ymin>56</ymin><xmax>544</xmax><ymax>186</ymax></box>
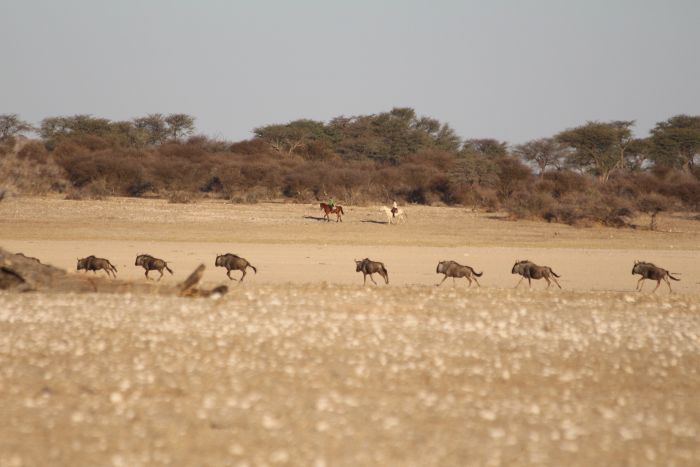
<box><xmin>1</xmin><ymin>196</ymin><xmax>700</xmax><ymax>466</ymax></box>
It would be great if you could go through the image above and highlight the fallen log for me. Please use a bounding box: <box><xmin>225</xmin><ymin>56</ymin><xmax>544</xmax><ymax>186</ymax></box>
<box><xmin>0</xmin><ymin>248</ymin><xmax>227</xmax><ymax>297</ymax></box>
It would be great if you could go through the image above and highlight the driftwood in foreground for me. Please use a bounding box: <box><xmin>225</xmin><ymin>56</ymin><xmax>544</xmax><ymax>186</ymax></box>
<box><xmin>0</xmin><ymin>248</ymin><xmax>227</xmax><ymax>297</ymax></box>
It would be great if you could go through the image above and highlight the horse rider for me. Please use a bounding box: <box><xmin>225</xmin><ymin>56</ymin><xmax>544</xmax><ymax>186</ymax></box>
<box><xmin>328</xmin><ymin>198</ymin><xmax>335</xmax><ymax>210</ymax></box>
<box><xmin>391</xmin><ymin>200</ymin><xmax>398</xmax><ymax>218</ymax></box>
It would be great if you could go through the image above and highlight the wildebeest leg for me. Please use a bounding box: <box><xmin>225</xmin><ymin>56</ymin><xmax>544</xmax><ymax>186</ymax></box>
<box><xmin>473</xmin><ymin>276</ymin><xmax>481</xmax><ymax>288</ymax></box>
<box><xmin>527</xmin><ymin>277</ymin><xmax>532</xmax><ymax>288</ymax></box>
<box><xmin>515</xmin><ymin>276</ymin><xmax>524</xmax><ymax>288</ymax></box>
<box><xmin>226</xmin><ymin>270</ymin><xmax>237</xmax><ymax>281</ymax></box>
<box><xmin>145</xmin><ymin>270</ymin><xmax>150</xmax><ymax>280</ymax></box>
<box><xmin>436</xmin><ymin>275</ymin><xmax>448</xmax><ymax>287</ymax></box>
<box><xmin>664</xmin><ymin>276</ymin><xmax>672</xmax><ymax>293</ymax></box>
<box><xmin>552</xmin><ymin>276</ymin><xmax>562</xmax><ymax>289</ymax></box>
<box><xmin>652</xmin><ymin>279</ymin><xmax>661</xmax><ymax>293</ymax></box>
<box><xmin>466</xmin><ymin>277</ymin><xmax>472</xmax><ymax>288</ymax></box>
<box><xmin>452</xmin><ymin>277</ymin><xmax>456</xmax><ymax>287</ymax></box>
<box><xmin>545</xmin><ymin>276</ymin><xmax>551</xmax><ymax>288</ymax></box>
<box><xmin>368</xmin><ymin>274</ymin><xmax>377</xmax><ymax>285</ymax></box>
<box><xmin>157</xmin><ymin>269</ymin><xmax>164</xmax><ymax>281</ymax></box>
<box><xmin>239</xmin><ymin>269</ymin><xmax>246</xmax><ymax>282</ymax></box>
<box><xmin>363</xmin><ymin>273</ymin><xmax>367</xmax><ymax>285</ymax></box>
<box><xmin>636</xmin><ymin>277</ymin><xmax>645</xmax><ymax>291</ymax></box>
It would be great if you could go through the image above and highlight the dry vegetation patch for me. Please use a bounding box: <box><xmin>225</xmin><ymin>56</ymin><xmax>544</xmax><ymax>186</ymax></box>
<box><xmin>0</xmin><ymin>286</ymin><xmax>698</xmax><ymax>465</ymax></box>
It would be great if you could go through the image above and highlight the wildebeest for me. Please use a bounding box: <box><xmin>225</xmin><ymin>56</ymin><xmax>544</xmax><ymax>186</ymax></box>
<box><xmin>215</xmin><ymin>253</ymin><xmax>257</xmax><ymax>281</ymax></box>
<box><xmin>77</xmin><ymin>255</ymin><xmax>118</xmax><ymax>278</ymax></box>
<box><xmin>632</xmin><ymin>260</ymin><xmax>680</xmax><ymax>293</ymax></box>
<box><xmin>511</xmin><ymin>260</ymin><xmax>561</xmax><ymax>289</ymax></box>
<box><xmin>135</xmin><ymin>254</ymin><xmax>173</xmax><ymax>280</ymax></box>
<box><xmin>436</xmin><ymin>260</ymin><xmax>482</xmax><ymax>287</ymax></box>
<box><xmin>355</xmin><ymin>258</ymin><xmax>389</xmax><ymax>285</ymax></box>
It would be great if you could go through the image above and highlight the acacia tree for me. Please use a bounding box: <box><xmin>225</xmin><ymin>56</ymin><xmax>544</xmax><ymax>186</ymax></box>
<box><xmin>556</xmin><ymin>120</ymin><xmax>634</xmax><ymax>182</ymax></box>
<box><xmin>134</xmin><ymin>114</ymin><xmax>168</xmax><ymax>145</ymax></box>
<box><xmin>415</xmin><ymin>116</ymin><xmax>461</xmax><ymax>152</ymax></box>
<box><xmin>39</xmin><ymin>115</ymin><xmax>112</xmax><ymax>139</ymax></box>
<box><xmin>513</xmin><ymin>138</ymin><xmax>566</xmax><ymax>177</ymax></box>
<box><xmin>165</xmin><ymin>113</ymin><xmax>196</xmax><ymax>142</ymax></box>
<box><xmin>462</xmin><ymin>138</ymin><xmax>509</xmax><ymax>158</ymax></box>
<box><xmin>254</xmin><ymin>119</ymin><xmax>332</xmax><ymax>156</ymax></box>
<box><xmin>624</xmin><ymin>138</ymin><xmax>652</xmax><ymax>171</ymax></box>
<box><xmin>649</xmin><ymin>114</ymin><xmax>700</xmax><ymax>172</ymax></box>
<box><xmin>0</xmin><ymin>114</ymin><xmax>33</xmax><ymax>139</ymax></box>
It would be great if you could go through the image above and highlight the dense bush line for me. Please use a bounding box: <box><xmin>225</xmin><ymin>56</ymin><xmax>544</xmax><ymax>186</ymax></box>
<box><xmin>0</xmin><ymin>109</ymin><xmax>699</xmax><ymax>228</ymax></box>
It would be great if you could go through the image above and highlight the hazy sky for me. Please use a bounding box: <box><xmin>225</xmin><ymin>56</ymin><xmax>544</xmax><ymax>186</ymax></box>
<box><xmin>2</xmin><ymin>0</ymin><xmax>699</xmax><ymax>144</ymax></box>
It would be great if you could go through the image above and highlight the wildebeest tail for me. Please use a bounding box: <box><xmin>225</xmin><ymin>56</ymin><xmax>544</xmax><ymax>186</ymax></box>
<box><xmin>109</xmin><ymin>260</ymin><xmax>118</xmax><ymax>272</ymax></box>
<box><xmin>669</xmin><ymin>273</ymin><xmax>681</xmax><ymax>281</ymax></box>
<box><xmin>473</xmin><ymin>270</ymin><xmax>483</xmax><ymax>277</ymax></box>
<box><xmin>250</xmin><ymin>264</ymin><xmax>257</xmax><ymax>274</ymax></box>
<box><xmin>165</xmin><ymin>264</ymin><xmax>174</xmax><ymax>275</ymax></box>
<box><xmin>550</xmin><ymin>269</ymin><xmax>560</xmax><ymax>278</ymax></box>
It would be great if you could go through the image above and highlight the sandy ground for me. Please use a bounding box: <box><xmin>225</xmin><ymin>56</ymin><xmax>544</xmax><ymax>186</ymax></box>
<box><xmin>1</xmin><ymin>196</ymin><xmax>700</xmax><ymax>466</ymax></box>
<box><xmin>1</xmin><ymin>196</ymin><xmax>698</xmax><ymax>292</ymax></box>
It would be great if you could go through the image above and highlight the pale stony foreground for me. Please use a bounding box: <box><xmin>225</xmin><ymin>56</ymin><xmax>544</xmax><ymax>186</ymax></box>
<box><xmin>1</xmin><ymin>286</ymin><xmax>699</xmax><ymax>466</ymax></box>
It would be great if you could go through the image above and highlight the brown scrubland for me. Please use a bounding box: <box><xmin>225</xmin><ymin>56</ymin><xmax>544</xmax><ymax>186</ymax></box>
<box><xmin>1</xmin><ymin>109</ymin><xmax>699</xmax><ymax>228</ymax></box>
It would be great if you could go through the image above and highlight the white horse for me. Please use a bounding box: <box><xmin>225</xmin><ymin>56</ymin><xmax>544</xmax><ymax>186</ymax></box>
<box><xmin>380</xmin><ymin>206</ymin><xmax>407</xmax><ymax>224</ymax></box>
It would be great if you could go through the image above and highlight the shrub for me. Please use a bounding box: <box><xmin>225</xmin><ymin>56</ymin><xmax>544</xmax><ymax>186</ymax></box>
<box><xmin>167</xmin><ymin>190</ymin><xmax>196</xmax><ymax>204</ymax></box>
<box><xmin>16</xmin><ymin>141</ymin><xmax>48</xmax><ymax>164</ymax></box>
<box><xmin>505</xmin><ymin>191</ymin><xmax>556</xmax><ymax>220</ymax></box>
<box><xmin>541</xmin><ymin>170</ymin><xmax>588</xmax><ymax>198</ymax></box>
<box><xmin>229</xmin><ymin>139</ymin><xmax>270</xmax><ymax>155</ymax></box>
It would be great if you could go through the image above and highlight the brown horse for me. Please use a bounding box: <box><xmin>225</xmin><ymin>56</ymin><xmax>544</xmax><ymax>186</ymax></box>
<box><xmin>320</xmin><ymin>203</ymin><xmax>345</xmax><ymax>222</ymax></box>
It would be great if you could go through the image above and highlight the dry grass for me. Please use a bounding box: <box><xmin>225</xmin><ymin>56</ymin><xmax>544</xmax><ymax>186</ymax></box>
<box><xmin>0</xmin><ymin>287</ymin><xmax>698</xmax><ymax>466</ymax></box>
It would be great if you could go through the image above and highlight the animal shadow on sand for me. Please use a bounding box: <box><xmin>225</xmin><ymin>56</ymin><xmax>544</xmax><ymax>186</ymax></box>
<box><xmin>303</xmin><ymin>215</ymin><xmax>327</xmax><ymax>222</ymax></box>
<box><xmin>361</xmin><ymin>219</ymin><xmax>389</xmax><ymax>225</ymax></box>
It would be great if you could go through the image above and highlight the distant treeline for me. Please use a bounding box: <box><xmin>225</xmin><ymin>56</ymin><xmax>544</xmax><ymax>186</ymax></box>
<box><xmin>1</xmin><ymin>109</ymin><xmax>699</xmax><ymax>228</ymax></box>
